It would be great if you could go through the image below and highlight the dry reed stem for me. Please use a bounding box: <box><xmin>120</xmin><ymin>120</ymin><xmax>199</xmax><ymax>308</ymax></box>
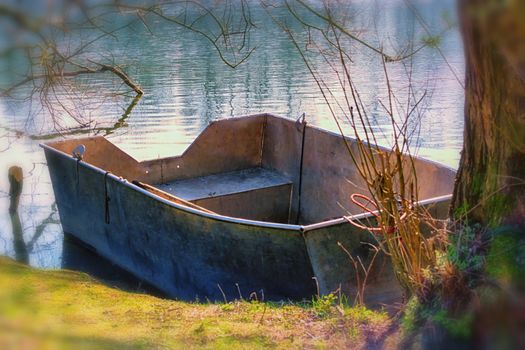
<box><xmin>267</xmin><ymin>4</ymin><xmax>443</xmax><ymax>298</ymax></box>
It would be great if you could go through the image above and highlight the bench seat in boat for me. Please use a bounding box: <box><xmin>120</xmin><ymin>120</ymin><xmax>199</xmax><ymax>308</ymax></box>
<box><xmin>153</xmin><ymin>167</ymin><xmax>293</xmax><ymax>223</ymax></box>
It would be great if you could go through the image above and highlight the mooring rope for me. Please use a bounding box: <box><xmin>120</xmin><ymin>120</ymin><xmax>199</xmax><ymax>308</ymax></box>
<box><xmin>346</xmin><ymin>193</ymin><xmax>407</xmax><ymax>234</ymax></box>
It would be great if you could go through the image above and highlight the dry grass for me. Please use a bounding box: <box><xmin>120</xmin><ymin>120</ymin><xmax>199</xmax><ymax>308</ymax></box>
<box><xmin>265</xmin><ymin>5</ymin><xmax>447</xmax><ymax>299</ymax></box>
<box><xmin>0</xmin><ymin>257</ymin><xmax>397</xmax><ymax>349</ymax></box>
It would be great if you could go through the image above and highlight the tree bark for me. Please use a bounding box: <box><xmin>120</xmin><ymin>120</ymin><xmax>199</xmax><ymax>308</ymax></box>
<box><xmin>452</xmin><ymin>0</ymin><xmax>525</xmax><ymax>230</ymax></box>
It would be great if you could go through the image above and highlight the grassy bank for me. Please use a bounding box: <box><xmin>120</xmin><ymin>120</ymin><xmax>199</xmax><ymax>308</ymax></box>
<box><xmin>0</xmin><ymin>257</ymin><xmax>397</xmax><ymax>349</ymax></box>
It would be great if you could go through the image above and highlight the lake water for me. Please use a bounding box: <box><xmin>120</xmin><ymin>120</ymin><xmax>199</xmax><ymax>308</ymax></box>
<box><xmin>0</xmin><ymin>0</ymin><xmax>464</xmax><ymax>269</ymax></box>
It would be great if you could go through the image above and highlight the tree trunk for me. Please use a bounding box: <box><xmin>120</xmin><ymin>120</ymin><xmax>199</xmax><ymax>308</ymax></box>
<box><xmin>452</xmin><ymin>0</ymin><xmax>525</xmax><ymax>230</ymax></box>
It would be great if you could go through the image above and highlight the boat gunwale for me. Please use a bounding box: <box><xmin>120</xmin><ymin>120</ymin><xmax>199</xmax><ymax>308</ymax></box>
<box><xmin>41</xmin><ymin>143</ymin><xmax>305</xmax><ymax>231</ymax></box>
<box><xmin>121</xmin><ymin>113</ymin><xmax>457</xmax><ymax>176</ymax></box>
<box><xmin>41</xmin><ymin>143</ymin><xmax>453</xmax><ymax>233</ymax></box>
<box><xmin>302</xmin><ymin>194</ymin><xmax>452</xmax><ymax>231</ymax></box>
<box><xmin>40</xmin><ymin>113</ymin><xmax>455</xmax><ymax>232</ymax></box>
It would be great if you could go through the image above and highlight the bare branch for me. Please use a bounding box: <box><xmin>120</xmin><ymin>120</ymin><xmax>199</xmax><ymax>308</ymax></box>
<box><xmin>0</xmin><ymin>0</ymin><xmax>255</xmax><ymax>135</ymax></box>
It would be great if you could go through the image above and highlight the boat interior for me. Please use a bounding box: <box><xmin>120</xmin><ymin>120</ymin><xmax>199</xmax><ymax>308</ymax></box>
<box><xmin>46</xmin><ymin>114</ymin><xmax>455</xmax><ymax>225</ymax></box>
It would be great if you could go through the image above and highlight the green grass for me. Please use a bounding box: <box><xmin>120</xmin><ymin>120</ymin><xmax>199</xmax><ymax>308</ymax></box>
<box><xmin>0</xmin><ymin>257</ymin><xmax>394</xmax><ymax>349</ymax></box>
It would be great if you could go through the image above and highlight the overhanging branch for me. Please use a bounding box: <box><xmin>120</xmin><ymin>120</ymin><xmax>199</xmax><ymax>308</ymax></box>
<box><xmin>2</xmin><ymin>64</ymin><xmax>143</xmax><ymax>97</ymax></box>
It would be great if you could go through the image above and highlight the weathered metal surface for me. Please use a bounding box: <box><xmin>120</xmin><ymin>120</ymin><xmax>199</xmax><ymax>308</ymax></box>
<box><xmin>140</xmin><ymin>115</ymin><xmax>267</xmax><ymax>183</ymax></box>
<box><xmin>298</xmin><ymin>127</ymin><xmax>369</xmax><ymax>224</ymax></box>
<box><xmin>48</xmin><ymin>136</ymin><xmax>144</xmax><ymax>180</ymax></box>
<box><xmin>133</xmin><ymin>181</ymin><xmax>216</xmax><ymax>214</ymax></box>
<box><xmin>42</xmin><ymin>113</ymin><xmax>456</xmax><ymax>303</ymax></box>
<box><xmin>304</xmin><ymin>220</ymin><xmax>399</xmax><ymax>305</ymax></box>
<box><xmin>154</xmin><ymin>167</ymin><xmax>293</xmax><ymax>222</ymax></box>
<box><xmin>261</xmin><ymin>116</ymin><xmax>304</xmax><ymax>221</ymax></box>
<box><xmin>156</xmin><ymin>167</ymin><xmax>291</xmax><ymax>201</ymax></box>
<box><xmin>44</xmin><ymin>148</ymin><xmax>315</xmax><ymax>300</ymax></box>
<box><xmin>260</xmin><ymin>118</ymin><xmax>456</xmax><ymax>224</ymax></box>
<box><xmin>192</xmin><ymin>185</ymin><xmax>292</xmax><ymax>223</ymax></box>
<box><xmin>302</xmin><ymin>196</ymin><xmax>452</xmax><ymax>306</ymax></box>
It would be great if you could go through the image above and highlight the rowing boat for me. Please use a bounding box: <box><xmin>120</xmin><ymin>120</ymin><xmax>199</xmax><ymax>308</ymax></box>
<box><xmin>42</xmin><ymin>113</ymin><xmax>455</xmax><ymax>304</ymax></box>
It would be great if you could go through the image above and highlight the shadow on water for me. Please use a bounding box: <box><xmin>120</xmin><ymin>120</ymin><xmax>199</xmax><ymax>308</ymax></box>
<box><xmin>62</xmin><ymin>234</ymin><xmax>166</xmax><ymax>298</ymax></box>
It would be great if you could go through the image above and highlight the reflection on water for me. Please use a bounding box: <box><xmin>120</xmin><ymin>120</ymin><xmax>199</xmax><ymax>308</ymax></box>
<box><xmin>0</xmin><ymin>0</ymin><xmax>464</xmax><ymax>271</ymax></box>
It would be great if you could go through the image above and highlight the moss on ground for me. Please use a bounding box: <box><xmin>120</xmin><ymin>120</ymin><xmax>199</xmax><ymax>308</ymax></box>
<box><xmin>0</xmin><ymin>257</ymin><xmax>395</xmax><ymax>349</ymax></box>
<box><xmin>486</xmin><ymin>231</ymin><xmax>525</xmax><ymax>287</ymax></box>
